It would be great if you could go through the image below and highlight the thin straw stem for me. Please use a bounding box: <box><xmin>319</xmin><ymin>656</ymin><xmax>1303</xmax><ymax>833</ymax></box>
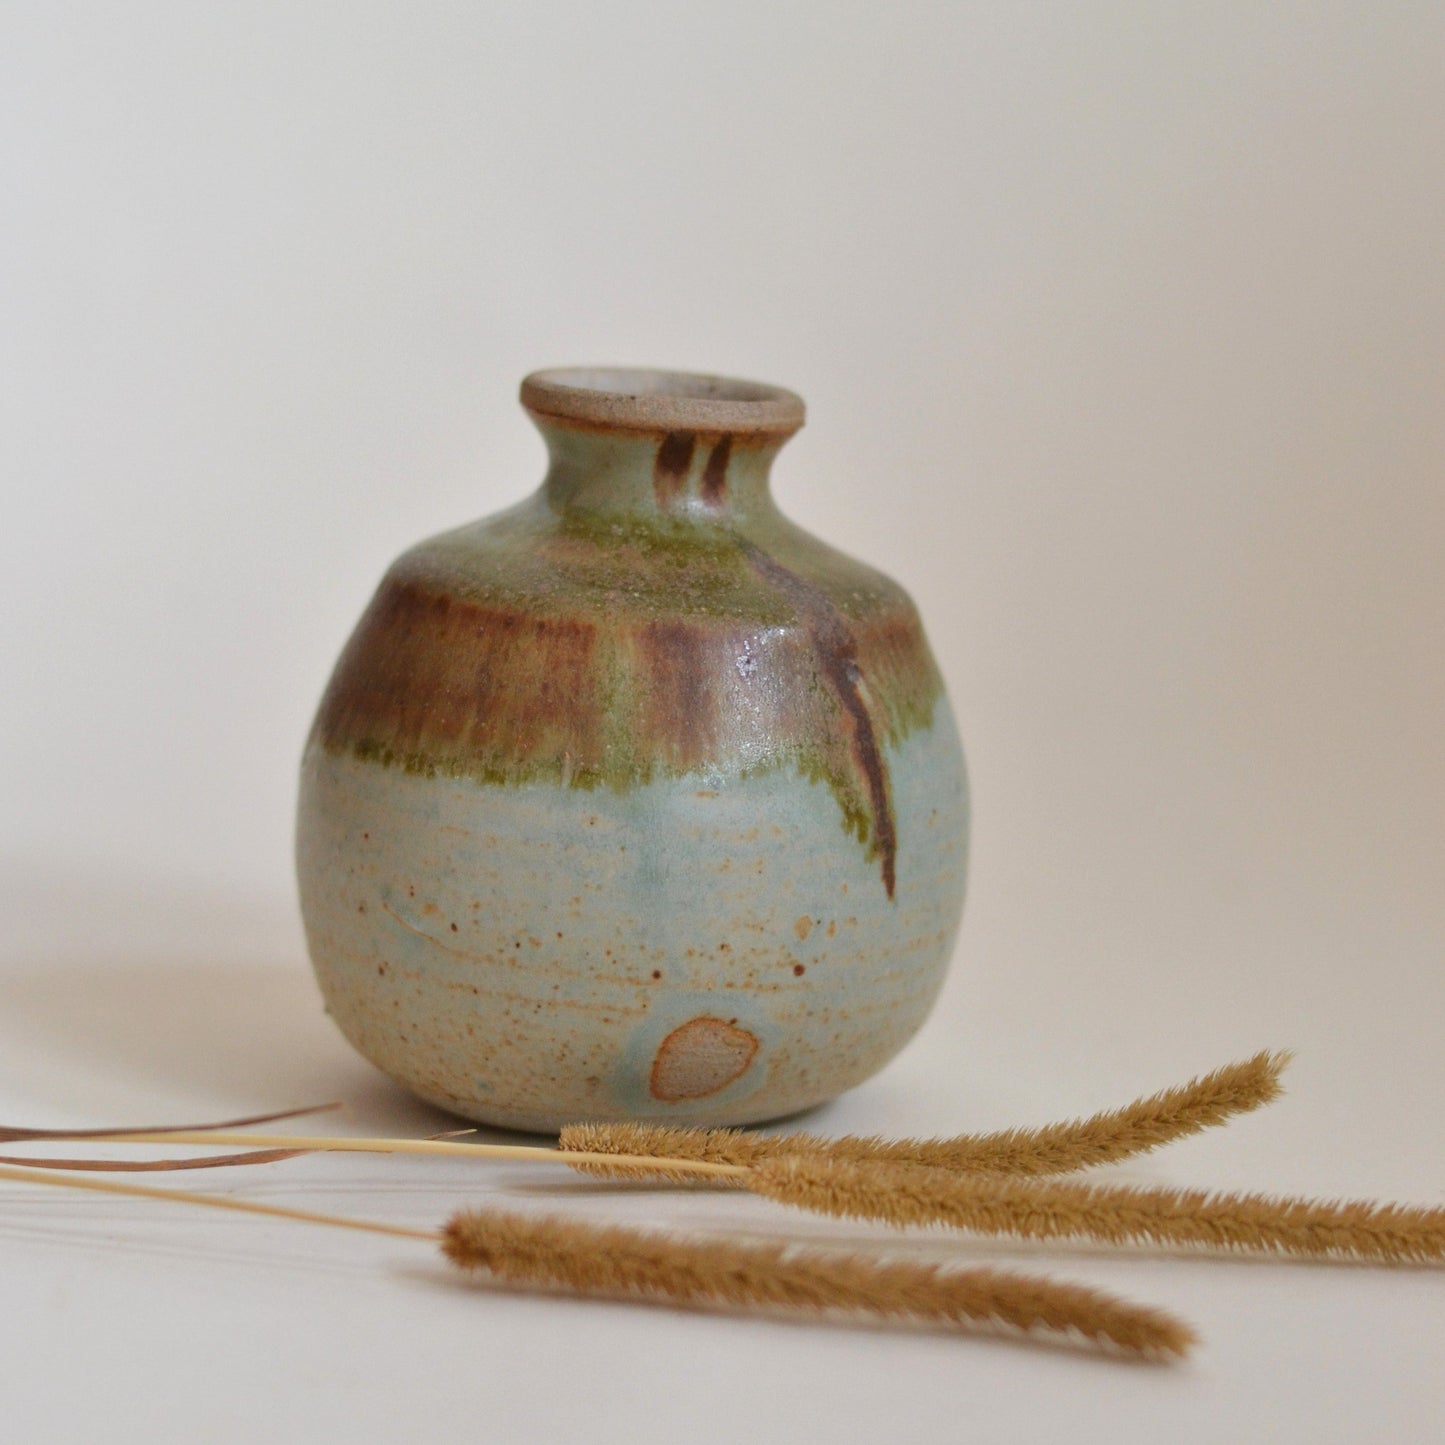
<box><xmin>0</xmin><ymin>1103</ymin><xmax>339</xmax><ymax>1144</ymax></box>
<box><xmin>0</xmin><ymin>1163</ymin><xmax>436</xmax><ymax>1241</ymax></box>
<box><xmin>0</xmin><ymin>1148</ymin><xmax>305</xmax><ymax>1173</ymax></box>
<box><xmin>57</xmin><ymin>1130</ymin><xmax>747</xmax><ymax>1180</ymax></box>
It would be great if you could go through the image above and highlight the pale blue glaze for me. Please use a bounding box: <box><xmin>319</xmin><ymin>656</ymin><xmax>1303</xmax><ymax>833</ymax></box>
<box><xmin>297</xmin><ymin>705</ymin><xmax>967</xmax><ymax>1131</ymax></box>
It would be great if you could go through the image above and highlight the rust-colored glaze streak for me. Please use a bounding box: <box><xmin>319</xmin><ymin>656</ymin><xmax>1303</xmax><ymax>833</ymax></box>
<box><xmin>314</xmin><ymin>580</ymin><xmax>604</xmax><ymax>772</ymax></box>
<box><xmin>653</xmin><ymin>431</ymin><xmax>696</xmax><ymax>509</ymax></box>
<box><xmin>740</xmin><ymin>542</ymin><xmax>898</xmax><ymax>899</ymax></box>
<box><xmin>636</xmin><ymin>619</ymin><xmax>720</xmax><ymax>768</ymax></box>
<box><xmin>700</xmin><ymin>434</ymin><xmax>732</xmax><ymax>506</ymax></box>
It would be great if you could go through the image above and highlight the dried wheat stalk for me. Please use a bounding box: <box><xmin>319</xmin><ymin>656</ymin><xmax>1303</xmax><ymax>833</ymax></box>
<box><xmin>10</xmin><ymin>1051</ymin><xmax>1286</xmax><ymax>1189</ymax></box>
<box><xmin>747</xmin><ymin>1156</ymin><xmax>1445</xmax><ymax>1264</ymax></box>
<box><xmin>441</xmin><ymin>1209</ymin><xmax>1194</xmax><ymax>1356</ymax></box>
<box><xmin>0</xmin><ymin>1162</ymin><xmax>1191</xmax><ymax>1359</ymax></box>
<box><xmin>559</xmin><ymin>1050</ymin><xmax>1289</xmax><ymax>1181</ymax></box>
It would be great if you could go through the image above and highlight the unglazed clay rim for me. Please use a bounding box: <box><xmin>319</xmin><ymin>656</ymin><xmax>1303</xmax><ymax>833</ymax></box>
<box><xmin>521</xmin><ymin>367</ymin><xmax>806</xmax><ymax>436</ymax></box>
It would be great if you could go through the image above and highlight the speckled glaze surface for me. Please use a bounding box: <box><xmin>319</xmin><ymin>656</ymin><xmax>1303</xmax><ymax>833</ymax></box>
<box><xmin>296</xmin><ymin>368</ymin><xmax>968</xmax><ymax>1131</ymax></box>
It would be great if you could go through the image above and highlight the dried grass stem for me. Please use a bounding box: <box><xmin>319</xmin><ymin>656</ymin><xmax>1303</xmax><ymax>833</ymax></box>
<box><xmin>0</xmin><ymin>1162</ymin><xmax>1190</xmax><ymax>1359</ymax></box>
<box><xmin>441</xmin><ymin>1209</ymin><xmax>1194</xmax><ymax>1357</ymax></box>
<box><xmin>751</xmin><ymin>1157</ymin><xmax>1445</xmax><ymax>1264</ymax></box>
<box><xmin>63</xmin><ymin>1130</ymin><xmax>744</xmax><ymax>1179</ymax></box>
<box><xmin>559</xmin><ymin>1050</ymin><xmax>1290</xmax><ymax>1181</ymax></box>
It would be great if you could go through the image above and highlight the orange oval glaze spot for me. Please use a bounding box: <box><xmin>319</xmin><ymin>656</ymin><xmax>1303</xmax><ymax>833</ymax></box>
<box><xmin>649</xmin><ymin>1016</ymin><xmax>760</xmax><ymax>1101</ymax></box>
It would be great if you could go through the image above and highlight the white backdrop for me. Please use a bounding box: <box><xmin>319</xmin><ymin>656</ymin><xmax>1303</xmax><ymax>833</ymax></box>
<box><xmin>2</xmin><ymin>5</ymin><xmax>1443</xmax><ymax>1442</ymax></box>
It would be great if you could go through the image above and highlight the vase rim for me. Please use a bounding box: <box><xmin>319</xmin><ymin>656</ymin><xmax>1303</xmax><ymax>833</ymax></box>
<box><xmin>521</xmin><ymin>367</ymin><xmax>805</xmax><ymax>437</ymax></box>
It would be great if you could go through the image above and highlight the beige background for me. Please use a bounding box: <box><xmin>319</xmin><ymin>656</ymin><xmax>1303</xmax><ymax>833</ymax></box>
<box><xmin>2</xmin><ymin>5</ymin><xmax>1442</xmax><ymax>1441</ymax></box>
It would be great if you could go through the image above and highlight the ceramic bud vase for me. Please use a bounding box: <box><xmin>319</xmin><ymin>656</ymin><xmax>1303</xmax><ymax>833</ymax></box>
<box><xmin>296</xmin><ymin>369</ymin><xmax>968</xmax><ymax>1131</ymax></box>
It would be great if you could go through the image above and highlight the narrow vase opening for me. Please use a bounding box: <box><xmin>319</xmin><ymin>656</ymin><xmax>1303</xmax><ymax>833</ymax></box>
<box><xmin>521</xmin><ymin>367</ymin><xmax>806</xmax><ymax>437</ymax></box>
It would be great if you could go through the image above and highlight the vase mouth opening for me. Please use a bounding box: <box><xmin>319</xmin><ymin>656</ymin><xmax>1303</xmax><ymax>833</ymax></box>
<box><xmin>521</xmin><ymin>367</ymin><xmax>805</xmax><ymax>437</ymax></box>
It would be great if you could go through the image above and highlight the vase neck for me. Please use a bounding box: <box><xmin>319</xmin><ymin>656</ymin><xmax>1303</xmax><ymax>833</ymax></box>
<box><xmin>520</xmin><ymin>367</ymin><xmax>804</xmax><ymax>527</ymax></box>
<box><xmin>536</xmin><ymin>421</ymin><xmax>791</xmax><ymax>525</ymax></box>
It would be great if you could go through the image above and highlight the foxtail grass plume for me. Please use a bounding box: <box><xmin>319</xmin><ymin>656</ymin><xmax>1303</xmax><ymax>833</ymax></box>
<box><xmin>0</xmin><ymin>1162</ymin><xmax>1190</xmax><ymax>1360</ymax></box>
<box><xmin>748</xmin><ymin>1156</ymin><xmax>1445</xmax><ymax>1264</ymax></box>
<box><xmin>559</xmin><ymin>1050</ymin><xmax>1290</xmax><ymax>1181</ymax></box>
<box><xmin>441</xmin><ymin>1208</ymin><xmax>1194</xmax><ymax>1357</ymax></box>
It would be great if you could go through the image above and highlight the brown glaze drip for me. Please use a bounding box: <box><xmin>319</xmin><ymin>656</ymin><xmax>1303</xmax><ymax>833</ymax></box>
<box><xmin>700</xmin><ymin>434</ymin><xmax>732</xmax><ymax>506</ymax></box>
<box><xmin>653</xmin><ymin>431</ymin><xmax>696</xmax><ymax>508</ymax></box>
<box><xmin>740</xmin><ymin>542</ymin><xmax>898</xmax><ymax>899</ymax></box>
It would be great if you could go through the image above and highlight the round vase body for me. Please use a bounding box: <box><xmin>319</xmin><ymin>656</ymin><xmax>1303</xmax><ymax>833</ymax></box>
<box><xmin>296</xmin><ymin>369</ymin><xmax>968</xmax><ymax>1131</ymax></box>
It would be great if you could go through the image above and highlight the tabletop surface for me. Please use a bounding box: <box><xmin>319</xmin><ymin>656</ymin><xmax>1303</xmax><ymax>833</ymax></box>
<box><xmin>2</xmin><ymin>863</ymin><xmax>1440</xmax><ymax>1445</ymax></box>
